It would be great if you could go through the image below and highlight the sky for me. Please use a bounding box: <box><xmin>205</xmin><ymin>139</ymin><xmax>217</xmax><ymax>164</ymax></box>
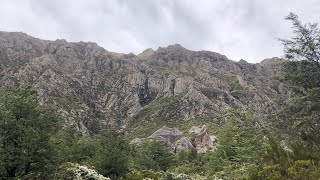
<box><xmin>0</xmin><ymin>0</ymin><xmax>319</xmax><ymax>63</ymax></box>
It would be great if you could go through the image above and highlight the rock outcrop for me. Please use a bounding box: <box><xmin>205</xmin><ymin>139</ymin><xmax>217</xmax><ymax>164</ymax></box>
<box><xmin>0</xmin><ymin>31</ymin><xmax>288</xmax><ymax>134</ymax></box>
<box><xmin>131</xmin><ymin>125</ymin><xmax>217</xmax><ymax>153</ymax></box>
<box><xmin>189</xmin><ymin>125</ymin><xmax>217</xmax><ymax>153</ymax></box>
<box><xmin>149</xmin><ymin>126</ymin><xmax>193</xmax><ymax>153</ymax></box>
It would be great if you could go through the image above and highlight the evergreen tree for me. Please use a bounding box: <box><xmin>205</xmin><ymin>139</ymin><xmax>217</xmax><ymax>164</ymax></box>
<box><xmin>279</xmin><ymin>13</ymin><xmax>320</xmax><ymax>147</ymax></box>
<box><xmin>207</xmin><ymin>109</ymin><xmax>264</xmax><ymax>178</ymax></box>
<box><xmin>252</xmin><ymin>13</ymin><xmax>320</xmax><ymax>179</ymax></box>
<box><xmin>280</xmin><ymin>12</ymin><xmax>320</xmax><ymax>91</ymax></box>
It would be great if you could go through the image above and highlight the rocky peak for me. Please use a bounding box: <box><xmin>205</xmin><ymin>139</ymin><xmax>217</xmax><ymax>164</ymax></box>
<box><xmin>138</xmin><ymin>48</ymin><xmax>155</xmax><ymax>60</ymax></box>
<box><xmin>259</xmin><ymin>57</ymin><xmax>283</xmax><ymax>66</ymax></box>
<box><xmin>157</xmin><ymin>44</ymin><xmax>187</xmax><ymax>52</ymax></box>
<box><xmin>238</xmin><ymin>59</ymin><xmax>249</xmax><ymax>64</ymax></box>
<box><xmin>0</xmin><ymin>31</ymin><xmax>288</xmax><ymax>135</ymax></box>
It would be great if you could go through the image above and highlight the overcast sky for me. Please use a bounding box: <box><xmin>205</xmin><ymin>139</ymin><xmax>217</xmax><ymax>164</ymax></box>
<box><xmin>0</xmin><ymin>0</ymin><xmax>319</xmax><ymax>63</ymax></box>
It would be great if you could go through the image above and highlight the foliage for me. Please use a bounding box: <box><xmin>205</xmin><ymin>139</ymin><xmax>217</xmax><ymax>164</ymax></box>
<box><xmin>278</xmin><ymin>13</ymin><xmax>320</xmax><ymax>152</ymax></box>
<box><xmin>173</xmin><ymin>148</ymin><xmax>206</xmax><ymax>175</ymax></box>
<box><xmin>54</xmin><ymin>127</ymin><xmax>97</xmax><ymax>164</ymax></box>
<box><xmin>133</xmin><ymin>140</ymin><xmax>175</xmax><ymax>171</ymax></box>
<box><xmin>90</xmin><ymin>129</ymin><xmax>131</xmax><ymax>179</ymax></box>
<box><xmin>125</xmin><ymin>169</ymin><xmax>165</xmax><ymax>180</ymax></box>
<box><xmin>251</xmin><ymin>138</ymin><xmax>320</xmax><ymax>179</ymax></box>
<box><xmin>58</xmin><ymin>162</ymin><xmax>110</xmax><ymax>180</ymax></box>
<box><xmin>206</xmin><ymin>109</ymin><xmax>265</xmax><ymax>179</ymax></box>
<box><xmin>277</xmin><ymin>13</ymin><xmax>320</xmax><ymax>149</ymax></box>
<box><xmin>280</xmin><ymin>13</ymin><xmax>320</xmax><ymax>91</ymax></box>
<box><xmin>229</xmin><ymin>73</ymin><xmax>248</xmax><ymax>101</ymax></box>
<box><xmin>0</xmin><ymin>86</ymin><xmax>62</xmax><ymax>179</ymax></box>
<box><xmin>56</xmin><ymin>128</ymin><xmax>132</xmax><ymax>179</ymax></box>
<box><xmin>253</xmin><ymin>13</ymin><xmax>320</xmax><ymax>180</ymax></box>
<box><xmin>287</xmin><ymin>160</ymin><xmax>320</xmax><ymax>180</ymax></box>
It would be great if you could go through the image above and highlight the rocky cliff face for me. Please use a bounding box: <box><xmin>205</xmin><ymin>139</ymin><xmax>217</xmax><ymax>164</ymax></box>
<box><xmin>0</xmin><ymin>31</ymin><xmax>288</xmax><ymax>134</ymax></box>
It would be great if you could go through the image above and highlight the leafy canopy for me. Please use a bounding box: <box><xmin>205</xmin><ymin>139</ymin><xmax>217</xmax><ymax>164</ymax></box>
<box><xmin>0</xmin><ymin>87</ymin><xmax>62</xmax><ymax>179</ymax></box>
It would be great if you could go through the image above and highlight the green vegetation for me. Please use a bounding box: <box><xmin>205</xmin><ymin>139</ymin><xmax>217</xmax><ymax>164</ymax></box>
<box><xmin>229</xmin><ymin>72</ymin><xmax>248</xmax><ymax>102</ymax></box>
<box><xmin>90</xmin><ymin>130</ymin><xmax>131</xmax><ymax>178</ymax></box>
<box><xmin>0</xmin><ymin>13</ymin><xmax>319</xmax><ymax>180</ymax></box>
<box><xmin>206</xmin><ymin>110</ymin><xmax>264</xmax><ymax>179</ymax></box>
<box><xmin>0</xmin><ymin>87</ymin><xmax>62</xmax><ymax>179</ymax></box>
<box><xmin>0</xmin><ymin>86</ymin><xmax>263</xmax><ymax>179</ymax></box>
<box><xmin>127</xmin><ymin>94</ymin><xmax>185</xmax><ymax>138</ymax></box>
<box><xmin>249</xmin><ymin>13</ymin><xmax>320</xmax><ymax>179</ymax></box>
<box><xmin>132</xmin><ymin>141</ymin><xmax>175</xmax><ymax>171</ymax></box>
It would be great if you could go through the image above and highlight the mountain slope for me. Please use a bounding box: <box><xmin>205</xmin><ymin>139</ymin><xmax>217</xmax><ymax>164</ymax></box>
<box><xmin>0</xmin><ymin>31</ymin><xmax>288</xmax><ymax>134</ymax></box>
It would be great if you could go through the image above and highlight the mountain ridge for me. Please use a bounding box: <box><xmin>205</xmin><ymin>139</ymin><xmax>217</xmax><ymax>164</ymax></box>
<box><xmin>0</xmin><ymin>31</ymin><xmax>276</xmax><ymax>64</ymax></box>
<box><xmin>0</xmin><ymin>31</ymin><xmax>288</xmax><ymax>135</ymax></box>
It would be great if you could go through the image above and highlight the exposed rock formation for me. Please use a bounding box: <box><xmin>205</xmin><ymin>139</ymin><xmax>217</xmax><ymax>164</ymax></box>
<box><xmin>0</xmin><ymin>31</ymin><xmax>288</xmax><ymax>134</ymax></box>
<box><xmin>131</xmin><ymin>125</ymin><xmax>217</xmax><ymax>153</ymax></box>
<box><xmin>149</xmin><ymin>126</ymin><xmax>193</xmax><ymax>153</ymax></box>
<box><xmin>189</xmin><ymin>125</ymin><xmax>217</xmax><ymax>153</ymax></box>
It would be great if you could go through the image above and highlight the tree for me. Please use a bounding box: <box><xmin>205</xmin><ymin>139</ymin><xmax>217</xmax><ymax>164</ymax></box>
<box><xmin>0</xmin><ymin>87</ymin><xmax>62</xmax><ymax>179</ymax></box>
<box><xmin>53</xmin><ymin>127</ymin><xmax>98</xmax><ymax>164</ymax></box>
<box><xmin>90</xmin><ymin>129</ymin><xmax>130</xmax><ymax>179</ymax></box>
<box><xmin>278</xmin><ymin>13</ymin><xmax>320</xmax><ymax>147</ymax></box>
<box><xmin>252</xmin><ymin>13</ymin><xmax>320</xmax><ymax>179</ymax></box>
<box><xmin>133</xmin><ymin>140</ymin><xmax>175</xmax><ymax>171</ymax></box>
<box><xmin>280</xmin><ymin>12</ymin><xmax>320</xmax><ymax>91</ymax></box>
<box><xmin>207</xmin><ymin>109</ymin><xmax>265</xmax><ymax>178</ymax></box>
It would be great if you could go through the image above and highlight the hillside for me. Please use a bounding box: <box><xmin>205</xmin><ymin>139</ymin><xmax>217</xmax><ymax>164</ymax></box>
<box><xmin>0</xmin><ymin>31</ymin><xmax>287</xmax><ymax>135</ymax></box>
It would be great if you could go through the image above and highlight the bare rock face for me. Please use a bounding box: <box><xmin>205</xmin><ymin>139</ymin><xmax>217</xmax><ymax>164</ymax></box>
<box><xmin>175</xmin><ymin>137</ymin><xmax>194</xmax><ymax>152</ymax></box>
<box><xmin>0</xmin><ymin>31</ymin><xmax>288</xmax><ymax>134</ymax></box>
<box><xmin>149</xmin><ymin>126</ymin><xmax>183</xmax><ymax>142</ymax></box>
<box><xmin>189</xmin><ymin>125</ymin><xmax>217</xmax><ymax>153</ymax></box>
<box><xmin>148</xmin><ymin>126</ymin><xmax>193</xmax><ymax>153</ymax></box>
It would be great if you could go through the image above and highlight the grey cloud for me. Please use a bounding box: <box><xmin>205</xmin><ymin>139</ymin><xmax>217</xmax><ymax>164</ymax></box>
<box><xmin>0</xmin><ymin>0</ymin><xmax>319</xmax><ymax>62</ymax></box>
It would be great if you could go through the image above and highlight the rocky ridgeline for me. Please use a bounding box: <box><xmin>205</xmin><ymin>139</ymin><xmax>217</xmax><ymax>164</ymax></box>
<box><xmin>130</xmin><ymin>125</ymin><xmax>217</xmax><ymax>153</ymax></box>
<box><xmin>0</xmin><ymin>31</ymin><xmax>288</xmax><ymax>134</ymax></box>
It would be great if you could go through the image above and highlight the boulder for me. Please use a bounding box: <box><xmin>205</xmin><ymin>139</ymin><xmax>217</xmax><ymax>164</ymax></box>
<box><xmin>174</xmin><ymin>136</ymin><xmax>194</xmax><ymax>153</ymax></box>
<box><xmin>189</xmin><ymin>125</ymin><xmax>217</xmax><ymax>153</ymax></box>
<box><xmin>148</xmin><ymin>126</ymin><xmax>193</xmax><ymax>153</ymax></box>
<box><xmin>131</xmin><ymin>125</ymin><xmax>217</xmax><ymax>153</ymax></box>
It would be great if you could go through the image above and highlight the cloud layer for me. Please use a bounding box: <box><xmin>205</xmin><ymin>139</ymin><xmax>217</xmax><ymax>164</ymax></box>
<box><xmin>0</xmin><ymin>0</ymin><xmax>319</xmax><ymax>62</ymax></box>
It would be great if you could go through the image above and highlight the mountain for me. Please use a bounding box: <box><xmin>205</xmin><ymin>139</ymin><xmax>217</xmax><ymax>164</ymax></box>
<box><xmin>0</xmin><ymin>31</ymin><xmax>288</xmax><ymax>135</ymax></box>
